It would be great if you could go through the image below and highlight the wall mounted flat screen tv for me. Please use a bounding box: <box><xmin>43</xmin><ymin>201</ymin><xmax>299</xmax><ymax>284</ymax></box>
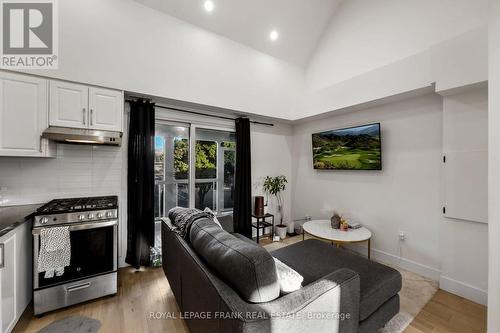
<box><xmin>312</xmin><ymin>123</ymin><xmax>382</xmax><ymax>170</ymax></box>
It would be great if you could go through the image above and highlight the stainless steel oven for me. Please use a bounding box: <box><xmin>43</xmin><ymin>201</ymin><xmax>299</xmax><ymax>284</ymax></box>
<box><xmin>32</xmin><ymin>196</ymin><xmax>118</xmax><ymax>315</ymax></box>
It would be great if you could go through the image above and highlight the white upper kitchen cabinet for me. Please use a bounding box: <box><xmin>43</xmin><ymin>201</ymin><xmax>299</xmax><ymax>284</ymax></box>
<box><xmin>89</xmin><ymin>87</ymin><xmax>123</xmax><ymax>132</ymax></box>
<box><xmin>49</xmin><ymin>80</ymin><xmax>89</xmax><ymax>129</ymax></box>
<box><xmin>49</xmin><ymin>80</ymin><xmax>123</xmax><ymax>132</ymax></box>
<box><xmin>0</xmin><ymin>72</ymin><xmax>53</xmax><ymax>157</ymax></box>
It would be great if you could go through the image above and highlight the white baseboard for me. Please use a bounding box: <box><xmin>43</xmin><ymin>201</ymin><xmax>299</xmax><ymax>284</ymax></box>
<box><xmin>347</xmin><ymin>243</ymin><xmax>488</xmax><ymax>305</ymax></box>
<box><xmin>439</xmin><ymin>275</ymin><xmax>488</xmax><ymax>306</ymax></box>
<box><xmin>347</xmin><ymin>243</ymin><xmax>441</xmax><ymax>281</ymax></box>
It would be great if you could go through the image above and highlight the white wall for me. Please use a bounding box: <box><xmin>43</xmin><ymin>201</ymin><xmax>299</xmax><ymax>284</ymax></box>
<box><xmin>305</xmin><ymin>0</ymin><xmax>488</xmax><ymax>91</ymax></box>
<box><xmin>297</xmin><ymin>0</ymin><xmax>489</xmax><ymax>120</ymax></box>
<box><xmin>488</xmin><ymin>0</ymin><xmax>500</xmax><ymax>330</ymax></box>
<box><xmin>19</xmin><ymin>0</ymin><xmax>488</xmax><ymax>122</ymax></box>
<box><xmin>251</xmin><ymin>123</ymin><xmax>293</xmax><ymax>233</ymax></box>
<box><xmin>432</xmin><ymin>27</ymin><xmax>488</xmax><ymax>93</ymax></box>
<box><xmin>291</xmin><ymin>91</ymin><xmax>489</xmax><ymax>304</ymax></box>
<box><xmin>292</xmin><ymin>94</ymin><xmax>444</xmax><ymax>278</ymax></box>
<box><xmin>22</xmin><ymin>0</ymin><xmax>303</xmax><ymax>120</ymax></box>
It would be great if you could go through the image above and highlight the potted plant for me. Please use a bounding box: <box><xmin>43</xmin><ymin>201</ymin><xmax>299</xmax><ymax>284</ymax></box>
<box><xmin>263</xmin><ymin>175</ymin><xmax>288</xmax><ymax>239</ymax></box>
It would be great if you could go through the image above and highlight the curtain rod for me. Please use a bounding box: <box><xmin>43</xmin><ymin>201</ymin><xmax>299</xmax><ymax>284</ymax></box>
<box><xmin>125</xmin><ymin>98</ymin><xmax>274</xmax><ymax>127</ymax></box>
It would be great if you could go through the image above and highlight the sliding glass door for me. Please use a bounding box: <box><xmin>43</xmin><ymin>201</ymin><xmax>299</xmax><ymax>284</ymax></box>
<box><xmin>154</xmin><ymin>122</ymin><xmax>235</xmax><ymax>246</ymax></box>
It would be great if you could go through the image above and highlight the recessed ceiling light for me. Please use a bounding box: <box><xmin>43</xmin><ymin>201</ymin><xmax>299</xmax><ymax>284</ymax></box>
<box><xmin>204</xmin><ymin>0</ymin><xmax>215</xmax><ymax>12</ymax></box>
<box><xmin>269</xmin><ymin>30</ymin><xmax>279</xmax><ymax>41</ymax></box>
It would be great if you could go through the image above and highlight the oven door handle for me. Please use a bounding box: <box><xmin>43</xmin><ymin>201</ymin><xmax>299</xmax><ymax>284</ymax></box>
<box><xmin>32</xmin><ymin>220</ymin><xmax>118</xmax><ymax>234</ymax></box>
<box><xmin>66</xmin><ymin>282</ymin><xmax>91</xmax><ymax>293</ymax></box>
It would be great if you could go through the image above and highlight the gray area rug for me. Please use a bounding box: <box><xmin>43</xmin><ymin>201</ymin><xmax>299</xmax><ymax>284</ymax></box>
<box><xmin>37</xmin><ymin>316</ymin><xmax>101</xmax><ymax>333</ymax></box>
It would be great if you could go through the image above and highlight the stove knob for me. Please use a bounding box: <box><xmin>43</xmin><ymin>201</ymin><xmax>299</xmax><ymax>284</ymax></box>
<box><xmin>106</xmin><ymin>211</ymin><xmax>113</xmax><ymax>218</ymax></box>
<box><xmin>97</xmin><ymin>213</ymin><xmax>103</xmax><ymax>219</ymax></box>
<box><xmin>78</xmin><ymin>214</ymin><xmax>85</xmax><ymax>221</ymax></box>
<box><xmin>40</xmin><ymin>217</ymin><xmax>49</xmax><ymax>224</ymax></box>
<box><xmin>88</xmin><ymin>213</ymin><xmax>94</xmax><ymax>219</ymax></box>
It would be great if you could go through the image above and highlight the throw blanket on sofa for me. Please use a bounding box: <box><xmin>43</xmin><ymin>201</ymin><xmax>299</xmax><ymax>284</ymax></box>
<box><xmin>168</xmin><ymin>207</ymin><xmax>211</xmax><ymax>239</ymax></box>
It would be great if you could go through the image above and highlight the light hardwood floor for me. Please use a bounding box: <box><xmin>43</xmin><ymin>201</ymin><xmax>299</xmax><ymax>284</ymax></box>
<box><xmin>405</xmin><ymin>290</ymin><xmax>487</xmax><ymax>333</ymax></box>
<box><xmin>14</xmin><ymin>241</ymin><xmax>486</xmax><ymax>333</ymax></box>
<box><xmin>14</xmin><ymin>267</ymin><xmax>189</xmax><ymax>333</ymax></box>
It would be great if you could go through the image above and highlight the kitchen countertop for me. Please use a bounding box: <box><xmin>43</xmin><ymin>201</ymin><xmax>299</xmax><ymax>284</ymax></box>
<box><xmin>0</xmin><ymin>204</ymin><xmax>41</xmax><ymax>238</ymax></box>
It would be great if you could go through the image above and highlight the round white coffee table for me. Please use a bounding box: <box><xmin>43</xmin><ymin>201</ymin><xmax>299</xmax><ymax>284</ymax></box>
<box><xmin>302</xmin><ymin>220</ymin><xmax>372</xmax><ymax>259</ymax></box>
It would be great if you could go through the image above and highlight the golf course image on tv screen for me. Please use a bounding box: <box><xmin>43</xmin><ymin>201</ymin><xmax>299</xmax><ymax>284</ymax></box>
<box><xmin>312</xmin><ymin>123</ymin><xmax>382</xmax><ymax>170</ymax></box>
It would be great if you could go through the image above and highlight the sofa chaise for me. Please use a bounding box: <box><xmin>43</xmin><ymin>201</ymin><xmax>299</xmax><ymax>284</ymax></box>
<box><xmin>161</xmin><ymin>216</ymin><xmax>401</xmax><ymax>333</ymax></box>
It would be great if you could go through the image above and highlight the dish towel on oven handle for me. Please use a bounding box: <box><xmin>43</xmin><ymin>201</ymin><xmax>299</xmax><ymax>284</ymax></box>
<box><xmin>38</xmin><ymin>226</ymin><xmax>71</xmax><ymax>278</ymax></box>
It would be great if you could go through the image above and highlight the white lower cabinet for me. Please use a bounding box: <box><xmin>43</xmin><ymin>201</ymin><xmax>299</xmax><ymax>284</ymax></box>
<box><xmin>0</xmin><ymin>223</ymin><xmax>31</xmax><ymax>333</ymax></box>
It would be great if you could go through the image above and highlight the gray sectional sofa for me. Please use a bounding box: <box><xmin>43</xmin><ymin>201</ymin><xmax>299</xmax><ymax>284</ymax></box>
<box><xmin>161</xmin><ymin>216</ymin><xmax>401</xmax><ymax>333</ymax></box>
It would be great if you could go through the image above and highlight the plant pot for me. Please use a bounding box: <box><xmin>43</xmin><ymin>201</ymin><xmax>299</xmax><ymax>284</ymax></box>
<box><xmin>275</xmin><ymin>225</ymin><xmax>287</xmax><ymax>240</ymax></box>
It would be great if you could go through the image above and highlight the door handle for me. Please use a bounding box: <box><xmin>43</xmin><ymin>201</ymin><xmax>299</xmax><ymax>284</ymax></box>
<box><xmin>83</xmin><ymin>108</ymin><xmax>86</xmax><ymax>125</ymax></box>
<box><xmin>66</xmin><ymin>282</ymin><xmax>91</xmax><ymax>293</ymax></box>
<box><xmin>90</xmin><ymin>109</ymin><xmax>93</xmax><ymax>126</ymax></box>
<box><xmin>0</xmin><ymin>244</ymin><xmax>4</xmax><ymax>268</ymax></box>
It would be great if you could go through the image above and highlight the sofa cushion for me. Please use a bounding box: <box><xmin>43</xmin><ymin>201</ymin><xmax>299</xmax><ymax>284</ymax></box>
<box><xmin>273</xmin><ymin>257</ymin><xmax>304</xmax><ymax>294</ymax></box>
<box><xmin>271</xmin><ymin>239</ymin><xmax>402</xmax><ymax>321</ymax></box>
<box><xmin>189</xmin><ymin>218</ymin><xmax>280</xmax><ymax>303</ymax></box>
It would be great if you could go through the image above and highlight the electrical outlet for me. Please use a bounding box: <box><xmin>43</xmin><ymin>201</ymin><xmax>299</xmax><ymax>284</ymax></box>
<box><xmin>399</xmin><ymin>231</ymin><xmax>406</xmax><ymax>241</ymax></box>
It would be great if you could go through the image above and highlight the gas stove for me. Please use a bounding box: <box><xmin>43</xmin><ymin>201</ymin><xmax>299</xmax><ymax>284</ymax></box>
<box><xmin>32</xmin><ymin>195</ymin><xmax>119</xmax><ymax>315</ymax></box>
<box><xmin>33</xmin><ymin>195</ymin><xmax>118</xmax><ymax>228</ymax></box>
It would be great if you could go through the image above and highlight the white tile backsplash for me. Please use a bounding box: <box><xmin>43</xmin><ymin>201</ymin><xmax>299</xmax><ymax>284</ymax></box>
<box><xmin>0</xmin><ymin>143</ymin><xmax>124</xmax><ymax>206</ymax></box>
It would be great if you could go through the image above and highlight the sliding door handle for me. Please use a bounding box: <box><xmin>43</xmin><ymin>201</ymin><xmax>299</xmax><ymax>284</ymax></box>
<box><xmin>83</xmin><ymin>108</ymin><xmax>86</xmax><ymax>125</ymax></box>
<box><xmin>90</xmin><ymin>109</ymin><xmax>93</xmax><ymax>126</ymax></box>
<box><xmin>0</xmin><ymin>244</ymin><xmax>4</xmax><ymax>268</ymax></box>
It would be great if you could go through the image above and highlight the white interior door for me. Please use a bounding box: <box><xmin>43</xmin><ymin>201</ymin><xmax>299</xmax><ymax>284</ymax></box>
<box><xmin>444</xmin><ymin>150</ymin><xmax>488</xmax><ymax>223</ymax></box>
<box><xmin>89</xmin><ymin>87</ymin><xmax>123</xmax><ymax>132</ymax></box>
<box><xmin>0</xmin><ymin>72</ymin><xmax>48</xmax><ymax>156</ymax></box>
<box><xmin>49</xmin><ymin>80</ymin><xmax>88</xmax><ymax>129</ymax></box>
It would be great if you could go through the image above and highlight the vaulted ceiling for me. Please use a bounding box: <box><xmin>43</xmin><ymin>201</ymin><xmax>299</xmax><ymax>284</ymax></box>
<box><xmin>134</xmin><ymin>0</ymin><xmax>343</xmax><ymax>67</ymax></box>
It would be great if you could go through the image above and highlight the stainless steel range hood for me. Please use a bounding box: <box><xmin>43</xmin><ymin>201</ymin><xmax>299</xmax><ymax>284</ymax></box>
<box><xmin>42</xmin><ymin>127</ymin><xmax>122</xmax><ymax>146</ymax></box>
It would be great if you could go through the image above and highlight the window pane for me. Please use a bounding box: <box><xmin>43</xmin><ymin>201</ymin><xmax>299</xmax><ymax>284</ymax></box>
<box><xmin>195</xmin><ymin>128</ymin><xmax>236</xmax><ymax>213</ymax></box>
<box><xmin>154</xmin><ymin>136</ymin><xmax>165</xmax><ymax>182</ymax></box>
<box><xmin>195</xmin><ymin>140</ymin><xmax>217</xmax><ymax>179</ymax></box>
<box><xmin>174</xmin><ymin>138</ymin><xmax>189</xmax><ymax>179</ymax></box>
<box><xmin>154</xmin><ymin>124</ymin><xmax>190</xmax><ymax>220</ymax></box>
<box><xmin>195</xmin><ymin>182</ymin><xmax>215</xmax><ymax>211</ymax></box>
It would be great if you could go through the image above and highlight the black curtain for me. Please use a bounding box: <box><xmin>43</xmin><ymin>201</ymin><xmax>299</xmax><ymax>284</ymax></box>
<box><xmin>233</xmin><ymin>117</ymin><xmax>252</xmax><ymax>238</ymax></box>
<box><xmin>126</xmin><ymin>100</ymin><xmax>155</xmax><ymax>268</ymax></box>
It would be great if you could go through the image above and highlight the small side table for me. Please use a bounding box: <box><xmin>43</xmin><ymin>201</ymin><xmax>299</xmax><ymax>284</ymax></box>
<box><xmin>251</xmin><ymin>213</ymin><xmax>275</xmax><ymax>243</ymax></box>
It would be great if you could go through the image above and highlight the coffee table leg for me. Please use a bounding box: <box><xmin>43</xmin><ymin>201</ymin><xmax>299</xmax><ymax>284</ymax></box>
<box><xmin>368</xmin><ymin>239</ymin><xmax>371</xmax><ymax>259</ymax></box>
<box><xmin>302</xmin><ymin>230</ymin><xmax>305</xmax><ymax>241</ymax></box>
